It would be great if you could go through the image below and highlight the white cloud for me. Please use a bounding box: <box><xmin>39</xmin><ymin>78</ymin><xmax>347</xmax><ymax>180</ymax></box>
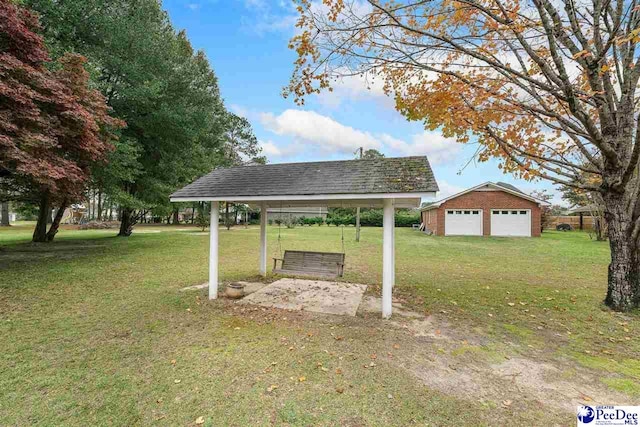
<box><xmin>259</xmin><ymin>109</ymin><xmax>463</xmax><ymax>165</ymax></box>
<box><xmin>435</xmin><ymin>181</ymin><xmax>466</xmax><ymax>200</ymax></box>
<box><xmin>237</xmin><ymin>0</ymin><xmax>298</xmax><ymax>35</ymax></box>
<box><xmin>317</xmin><ymin>72</ymin><xmax>390</xmax><ymax>108</ymax></box>
<box><xmin>379</xmin><ymin>131</ymin><xmax>461</xmax><ymax>165</ymax></box>
<box><xmin>248</xmin><ymin>14</ymin><xmax>298</xmax><ymax>35</ymax></box>
<box><xmin>259</xmin><ymin>140</ymin><xmax>301</xmax><ymax>158</ymax></box>
<box><xmin>229</xmin><ymin>104</ymin><xmax>249</xmax><ymax>118</ymax></box>
<box><xmin>260</xmin><ymin>109</ymin><xmax>381</xmax><ymax>154</ymax></box>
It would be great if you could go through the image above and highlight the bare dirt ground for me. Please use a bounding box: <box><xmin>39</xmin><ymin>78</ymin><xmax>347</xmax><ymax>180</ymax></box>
<box><xmin>218</xmin><ymin>287</ymin><xmax>629</xmax><ymax>421</ymax></box>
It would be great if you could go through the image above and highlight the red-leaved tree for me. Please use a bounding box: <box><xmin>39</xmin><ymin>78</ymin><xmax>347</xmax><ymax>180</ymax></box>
<box><xmin>0</xmin><ymin>0</ymin><xmax>124</xmax><ymax>242</ymax></box>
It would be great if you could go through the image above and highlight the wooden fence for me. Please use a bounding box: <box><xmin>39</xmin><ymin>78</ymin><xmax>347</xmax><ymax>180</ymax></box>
<box><xmin>547</xmin><ymin>215</ymin><xmax>596</xmax><ymax>230</ymax></box>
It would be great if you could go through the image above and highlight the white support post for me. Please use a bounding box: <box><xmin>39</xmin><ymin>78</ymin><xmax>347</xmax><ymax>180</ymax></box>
<box><xmin>259</xmin><ymin>201</ymin><xmax>267</xmax><ymax>276</ymax></box>
<box><xmin>382</xmin><ymin>198</ymin><xmax>395</xmax><ymax>318</ymax></box>
<box><xmin>209</xmin><ymin>201</ymin><xmax>219</xmax><ymax>300</ymax></box>
<box><xmin>392</xmin><ymin>209</ymin><xmax>395</xmax><ymax>288</ymax></box>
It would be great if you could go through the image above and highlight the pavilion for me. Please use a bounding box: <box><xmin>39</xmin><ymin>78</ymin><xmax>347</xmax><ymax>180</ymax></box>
<box><xmin>170</xmin><ymin>156</ymin><xmax>438</xmax><ymax>318</ymax></box>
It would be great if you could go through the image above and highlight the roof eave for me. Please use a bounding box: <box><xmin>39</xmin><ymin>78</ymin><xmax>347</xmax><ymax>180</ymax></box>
<box><xmin>170</xmin><ymin>191</ymin><xmax>437</xmax><ymax>203</ymax></box>
<box><xmin>419</xmin><ymin>181</ymin><xmax>549</xmax><ymax>208</ymax></box>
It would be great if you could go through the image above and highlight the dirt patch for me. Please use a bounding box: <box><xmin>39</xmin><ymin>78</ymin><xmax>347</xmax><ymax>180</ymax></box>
<box><xmin>221</xmin><ymin>297</ymin><xmax>630</xmax><ymax>419</ymax></box>
<box><xmin>387</xmin><ymin>316</ymin><xmax>631</xmax><ymax>417</ymax></box>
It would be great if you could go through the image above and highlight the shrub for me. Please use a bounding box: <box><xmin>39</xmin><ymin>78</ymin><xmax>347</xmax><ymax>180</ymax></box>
<box><xmin>395</xmin><ymin>210</ymin><xmax>421</xmax><ymax>227</ymax></box>
<box><xmin>302</xmin><ymin>216</ymin><xmax>324</xmax><ymax>226</ymax></box>
<box><xmin>327</xmin><ymin>215</ymin><xmax>355</xmax><ymax>226</ymax></box>
<box><xmin>327</xmin><ymin>209</ymin><xmax>420</xmax><ymax>227</ymax></box>
<box><xmin>194</xmin><ymin>214</ymin><xmax>209</xmax><ymax>231</ymax></box>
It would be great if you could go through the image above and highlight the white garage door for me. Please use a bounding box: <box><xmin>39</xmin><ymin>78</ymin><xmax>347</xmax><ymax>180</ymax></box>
<box><xmin>445</xmin><ymin>209</ymin><xmax>482</xmax><ymax>236</ymax></box>
<box><xmin>490</xmin><ymin>209</ymin><xmax>531</xmax><ymax>236</ymax></box>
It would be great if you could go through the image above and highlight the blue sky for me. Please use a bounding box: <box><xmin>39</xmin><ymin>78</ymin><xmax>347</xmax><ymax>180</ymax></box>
<box><xmin>163</xmin><ymin>0</ymin><xmax>564</xmax><ymax>205</ymax></box>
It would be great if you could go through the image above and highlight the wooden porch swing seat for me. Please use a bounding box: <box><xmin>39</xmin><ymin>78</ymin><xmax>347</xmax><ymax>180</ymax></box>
<box><xmin>273</xmin><ymin>250</ymin><xmax>345</xmax><ymax>278</ymax></box>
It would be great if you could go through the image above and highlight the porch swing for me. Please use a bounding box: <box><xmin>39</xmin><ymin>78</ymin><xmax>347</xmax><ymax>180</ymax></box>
<box><xmin>271</xmin><ymin>203</ymin><xmax>345</xmax><ymax>279</ymax></box>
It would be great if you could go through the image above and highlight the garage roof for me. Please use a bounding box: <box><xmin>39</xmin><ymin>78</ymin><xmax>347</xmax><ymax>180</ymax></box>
<box><xmin>420</xmin><ymin>181</ymin><xmax>547</xmax><ymax>211</ymax></box>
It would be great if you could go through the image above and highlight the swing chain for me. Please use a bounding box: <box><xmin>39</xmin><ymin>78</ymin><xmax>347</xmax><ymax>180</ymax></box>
<box><xmin>276</xmin><ymin>201</ymin><xmax>283</xmax><ymax>258</ymax></box>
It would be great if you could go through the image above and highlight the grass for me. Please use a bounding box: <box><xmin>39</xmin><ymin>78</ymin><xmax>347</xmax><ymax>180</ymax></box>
<box><xmin>0</xmin><ymin>223</ymin><xmax>638</xmax><ymax>425</ymax></box>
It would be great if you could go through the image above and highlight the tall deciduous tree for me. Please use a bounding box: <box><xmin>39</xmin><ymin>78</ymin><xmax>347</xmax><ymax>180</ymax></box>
<box><xmin>287</xmin><ymin>0</ymin><xmax>640</xmax><ymax>311</ymax></box>
<box><xmin>0</xmin><ymin>0</ymin><xmax>122</xmax><ymax>242</ymax></box>
<box><xmin>26</xmin><ymin>0</ymin><xmax>261</xmax><ymax>236</ymax></box>
<box><xmin>222</xmin><ymin>113</ymin><xmax>261</xmax><ymax>166</ymax></box>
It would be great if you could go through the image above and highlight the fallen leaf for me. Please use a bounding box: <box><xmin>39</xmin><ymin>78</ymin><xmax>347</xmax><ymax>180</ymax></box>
<box><xmin>387</xmin><ymin>394</ymin><xmax>393</xmax><ymax>399</ymax></box>
<box><xmin>507</xmin><ymin>302</ymin><xmax>515</xmax><ymax>307</ymax></box>
<box><xmin>267</xmin><ymin>385</ymin><xmax>279</xmax><ymax>392</ymax></box>
<box><xmin>170</xmin><ymin>359</ymin><xmax>177</xmax><ymax>365</ymax></box>
<box><xmin>195</xmin><ymin>416</ymin><xmax>205</xmax><ymax>425</ymax></box>
<box><xmin>335</xmin><ymin>368</ymin><xmax>343</xmax><ymax>375</ymax></box>
<box><xmin>298</xmin><ymin>376</ymin><xmax>306</xmax><ymax>382</ymax></box>
<box><xmin>502</xmin><ymin>400</ymin><xmax>512</xmax><ymax>407</ymax></box>
<box><xmin>336</xmin><ymin>387</ymin><xmax>344</xmax><ymax>394</ymax></box>
<box><xmin>174</xmin><ymin>379</ymin><xmax>181</xmax><ymax>384</ymax></box>
<box><xmin>393</xmin><ymin>344</ymin><xmax>400</xmax><ymax>349</ymax></box>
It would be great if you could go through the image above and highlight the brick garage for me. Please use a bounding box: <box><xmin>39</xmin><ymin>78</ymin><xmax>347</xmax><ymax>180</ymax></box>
<box><xmin>421</xmin><ymin>182</ymin><xmax>544</xmax><ymax>237</ymax></box>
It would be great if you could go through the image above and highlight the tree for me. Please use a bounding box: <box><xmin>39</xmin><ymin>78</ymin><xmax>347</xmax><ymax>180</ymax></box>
<box><xmin>222</xmin><ymin>113</ymin><xmax>261</xmax><ymax>166</ymax></box>
<box><xmin>561</xmin><ymin>183</ymin><xmax>608</xmax><ymax>240</ymax></box>
<box><xmin>0</xmin><ymin>0</ymin><xmax>122</xmax><ymax>242</ymax></box>
<box><xmin>24</xmin><ymin>0</ymin><xmax>245</xmax><ymax>237</ymax></box>
<box><xmin>530</xmin><ymin>190</ymin><xmax>553</xmax><ymax>232</ymax></box>
<box><xmin>0</xmin><ymin>201</ymin><xmax>9</xmax><ymax>226</ymax></box>
<box><xmin>361</xmin><ymin>149</ymin><xmax>385</xmax><ymax>160</ymax></box>
<box><xmin>287</xmin><ymin>0</ymin><xmax>640</xmax><ymax>311</ymax></box>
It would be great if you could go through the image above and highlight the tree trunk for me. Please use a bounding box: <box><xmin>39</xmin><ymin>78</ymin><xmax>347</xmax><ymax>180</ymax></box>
<box><xmin>118</xmin><ymin>208</ymin><xmax>136</xmax><ymax>236</ymax></box>
<box><xmin>225</xmin><ymin>202</ymin><xmax>231</xmax><ymax>230</ymax></box>
<box><xmin>172</xmin><ymin>206</ymin><xmax>180</xmax><ymax>225</ymax></box>
<box><xmin>603</xmin><ymin>192</ymin><xmax>639</xmax><ymax>310</ymax></box>
<box><xmin>0</xmin><ymin>201</ymin><xmax>9</xmax><ymax>226</ymax></box>
<box><xmin>88</xmin><ymin>189</ymin><xmax>93</xmax><ymax>220</ymax></box>
<box><xmin>97</xmin><ymin>190</ymin><xmax>102</xmax><ymax>221</ymax></box>
<box><xmin>46</xmin><ymin>201</ymin><xmax>67</xmax><ymax>242</ymax></box>
<box><xmin>32</xmin><ymin>193</ymin><xmax>50</xmax><ymax>242</ymax></box>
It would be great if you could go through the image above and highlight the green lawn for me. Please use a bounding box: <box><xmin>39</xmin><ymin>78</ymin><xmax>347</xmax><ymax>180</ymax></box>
<box><xmin>0</xmin><ymin>223</ymin><xmax>638</xmax><ymax>426</ymax></box>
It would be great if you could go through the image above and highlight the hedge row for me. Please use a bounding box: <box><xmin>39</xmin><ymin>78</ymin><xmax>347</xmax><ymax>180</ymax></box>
<box><xmin>265</xmin><ymin>210</ymin><xmax>421</xmax><ymax>228</ymax></box>
<box><xmin>325</xmin><ymin>211</ymin><xmax>419</xmax><ymax>227</ymax></box>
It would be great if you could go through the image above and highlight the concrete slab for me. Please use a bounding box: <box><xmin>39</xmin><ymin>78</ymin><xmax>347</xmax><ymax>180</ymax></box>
<box><xmin>179</xmin><ymin>281</ymin><xmax>268</xmax><ymax>294</ymax></box>
<box><xmin>240</xmin><ymin>278</ymin><xmax>367</xmax><ymax>317</ymax></box>
<box><xmin>179</xmin><ymin>282</ymin><xmax>208</xmax><ymax>291</ymax></box>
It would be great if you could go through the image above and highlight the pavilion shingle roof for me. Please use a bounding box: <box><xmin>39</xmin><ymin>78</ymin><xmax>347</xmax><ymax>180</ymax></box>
<box><xmin>171</xmin><ymin>156</ymin><xmax>438</xmax><ymax>199</ymax></box>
